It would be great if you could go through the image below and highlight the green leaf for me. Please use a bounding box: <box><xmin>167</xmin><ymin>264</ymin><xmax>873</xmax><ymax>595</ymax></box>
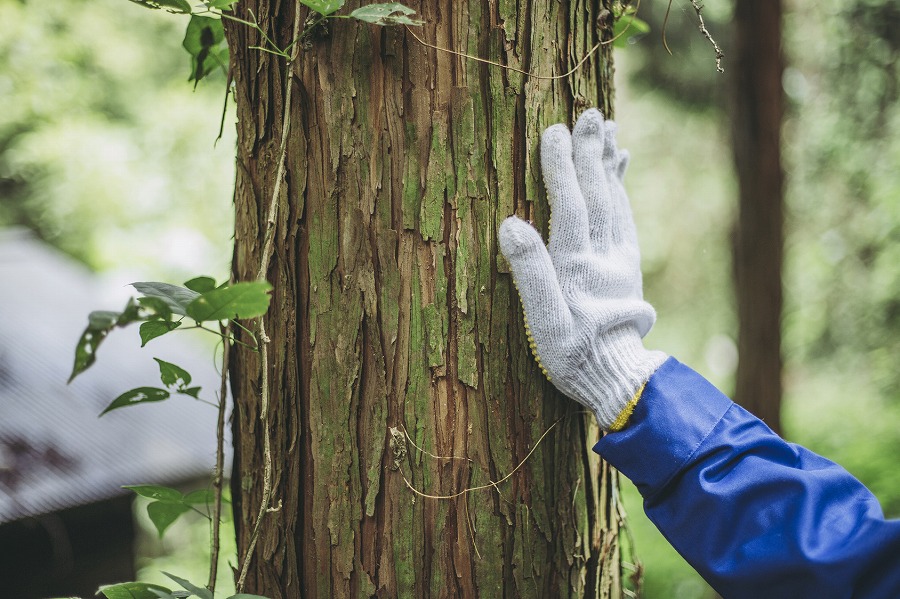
<box><xmin>612</xmin><ymin>13</ymin><xmax>650</xmax><ymax>48</ymax></box>
<box><xmin>137</xmin><ymin>296</ymin><xmax>174</xmax><ymax>321</ymax></box>
<box><xmin>140</xmin><ymin>320</ymin><xmax>181</xmax><ymax>347</ymax></box>
<box><xmin>162</xmin><ymin>573</ymin><xmax>213</xmax><ymax>599</ymax></box>
<box><xmin>182</xmin><ymin>489</ymin><xmax>215</xmax><ymax>504</ymax></box>
<box><xmin>186</xmin><ymin>281</ymin><xmax>273</xmax><ymax>321</ymax></box>
<box><xmin>97</xmin><ymin>582</ymin><xmax>174</xmax><ymax>599</ymax></box>
<box><xmin>147</xmin><ymin>501</ymin><xmax>192</xmax><ymax>538</ymax></box>
<box><xmin>180</xmin><ymin>386</ymin><xmax>203</xmax><ymax>398</ymax></box>
<box><xmin>100</xmin><ymin>387</ymin><xmax>170</xmax><ymax>416</ymax></box>
<box><xmin>183</xmin><ymin>15</ymin><xmax>229</xmax><ymax>86</ymax></box>
<box><xmin>184</xmin><ymin>276</ymin><xmax>217</xmax><ymax>293</ymax></box>
<box><xmin>124</xmin><ymin>484</ymin><xmax>184</xmax><ymax>502</ymax></box>
<box><xmin>132</xmin><ymin>282</ymin><xmax>201</xmax><ymax>316</ymax></box>
<box><xmin>349</xmin><ymin>3</ymin><xmax>423</xmax><ymax>26</ymax></box>
<box><xmin>154</xmin><ymin>358</ymin><xmax>192</xmax><ymax>388</ymax></box>
<box><xmin>206</xmin><ymin>0</ymin><xmax>239</xmax><ymax>8</ymax></box>
<box><xmin>126</xmin><ymin>0</ymin><xmax>192</xmax><ymax>13</ymax></box>
<box><xmin>299</xmin><ymin>0</ymin><xmax>345</xmax><ymax>16</ymax></box>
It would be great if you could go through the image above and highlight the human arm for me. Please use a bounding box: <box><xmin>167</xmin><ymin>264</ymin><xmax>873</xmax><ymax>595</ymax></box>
<box><xmin>596</xmin><ymin>357</ymin><xmax>900</xmax><ymax>599</ymax></box>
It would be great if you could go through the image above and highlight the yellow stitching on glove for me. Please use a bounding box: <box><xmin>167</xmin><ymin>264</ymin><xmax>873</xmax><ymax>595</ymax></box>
<box><xmin>516</xmin><ymin>279</ymin><xmax>552</xmax><ymax>381</ymax></box>
<box><xmin>608</xmin><ymin>381</ymin><xmax>646</xmax><ymax>432</ymax></box>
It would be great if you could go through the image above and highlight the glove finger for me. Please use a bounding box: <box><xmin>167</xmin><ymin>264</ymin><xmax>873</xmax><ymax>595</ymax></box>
<box><xmin>540</xmin><ymin>124</ymin><xmax>591</xmax><ymax>260</ymax></box>
<box><xmin>499</xmin><ymin>216</ymin><xmax>573</xmax><ymax>353</ymax></box>
<box><xmin>603</xmin><ymin>120</ymin><xmax>640</xmax><ymax>249</ymax></box>
<box><xmin>572</xmin><ymin>108</ymin><xmax>618</xmax><ymax>253</ymax></box>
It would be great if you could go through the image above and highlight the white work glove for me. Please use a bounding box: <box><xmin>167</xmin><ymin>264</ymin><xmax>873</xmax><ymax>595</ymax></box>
<box><xmin>499</xmin><ymin>109</ymin><xmax>667</xmax><ymax>431</ymax></box>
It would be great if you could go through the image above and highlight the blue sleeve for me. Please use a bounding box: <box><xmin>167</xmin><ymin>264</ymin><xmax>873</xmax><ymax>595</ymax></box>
<box><xmin>593</xmin><ymin>357</ymin><xmax>900</xmax><ymax>599</ymax></box>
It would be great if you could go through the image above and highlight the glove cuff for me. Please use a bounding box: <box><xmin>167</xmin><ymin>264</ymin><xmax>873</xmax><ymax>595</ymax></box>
<box><xmin>569</xmin><ymin>327</ymin><xmax>667</xmax><ymax>430</ymax></box>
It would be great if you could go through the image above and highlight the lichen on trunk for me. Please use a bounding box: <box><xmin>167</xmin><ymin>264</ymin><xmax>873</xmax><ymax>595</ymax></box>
<box><xmin>226</xmin><ymin>1</ymin><xmax>623</xmax><ymax>596</ymax></box>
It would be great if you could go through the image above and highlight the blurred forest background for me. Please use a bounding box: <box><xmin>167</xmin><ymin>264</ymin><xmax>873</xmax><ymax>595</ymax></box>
<box><xmin>1</xmin><ymin>0</ymin><xmax>898</xmax><ymax>596</ymax></box>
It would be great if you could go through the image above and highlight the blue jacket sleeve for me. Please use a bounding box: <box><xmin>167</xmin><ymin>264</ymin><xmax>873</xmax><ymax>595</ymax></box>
<box><xmin>593</xmin><ymin>357</ymin><xmax>900</xmax><ymax>599</ymax></box>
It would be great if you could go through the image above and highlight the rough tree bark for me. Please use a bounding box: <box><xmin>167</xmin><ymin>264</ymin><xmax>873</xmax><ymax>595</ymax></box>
<box><xmin>225</xmin><ymin>1</ymin><xmax>624</xmax><ymax>596</ymax></box>
<box><xmin>730</xmin><ymin>0</ymin><xmax>785</xmax><ymax>433</ymax></box>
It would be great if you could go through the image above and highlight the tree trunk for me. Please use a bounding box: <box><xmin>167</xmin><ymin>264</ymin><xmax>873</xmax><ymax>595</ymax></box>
<box><xmin>731</xmin><ymin>0</ymin><xmax>785</xmax><ymax>433</ymax></box>
<box><xmin>225</xmin><ymin>2</ymin><xmax>623</xmax><ymax>596</ymax></box>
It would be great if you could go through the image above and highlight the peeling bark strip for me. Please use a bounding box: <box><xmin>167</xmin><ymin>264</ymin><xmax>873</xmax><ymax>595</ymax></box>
<box><xmin>226</xmin><ymin>1</ymin><xmax>622</xmax><ymax>597</ymax></box>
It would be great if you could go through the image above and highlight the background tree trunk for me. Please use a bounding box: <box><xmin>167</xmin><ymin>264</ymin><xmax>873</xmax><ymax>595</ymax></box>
<box><xmin>225</xmin><ymin>2</ymin><xmax>623</xmax><ymax>596</ymax></box>
<box><xmin>731</xmin><ymin>0</ymin><xmax>785</xmax><ymax>434</ymax></box>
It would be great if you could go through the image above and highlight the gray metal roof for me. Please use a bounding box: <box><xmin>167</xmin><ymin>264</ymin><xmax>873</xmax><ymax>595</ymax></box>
<box><xmin>0</xmin><ymin>229</ymin><xmax>230</xmax><ymax>524</ymax></box>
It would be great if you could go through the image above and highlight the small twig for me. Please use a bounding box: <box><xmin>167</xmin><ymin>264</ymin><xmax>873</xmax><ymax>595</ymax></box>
<box><xmin>207</xmin><ymin>321</ymin><xmax>230</xmax><ymax>594</ymax></box>
<box><xmin>689</xmin><ymin>0</ymin><xmax>725</xmax><ymax>73</ymax></box>
<box><xmin>402</xmin><ymin>3</ymin><xmax>639</xmax><ymax>82</ymax></box>
<box><xmin>662</xmin><ymin>0</ymin><xmax>674</xmax><ymax>55</ymax></box>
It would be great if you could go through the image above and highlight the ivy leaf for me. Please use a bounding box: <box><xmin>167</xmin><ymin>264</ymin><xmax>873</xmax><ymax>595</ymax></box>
<box><xmin>612</xmin><ymin>13</ymin><xmax>650</xmax><ymax>48</ymax></box>
<box><xmin>154</xmin><ymin>358</ymin><xmax>192</xmax><ymax>389</ymax></box>
<box><xmin>124</xmin><ymin>484</ymin><xmax>185</xmax><ymax>502</ymax></box>
<box><xmin>70</xmin><ymin>297</ymin><xmax>160</xmax><ymax>382</ymax></box>
<box><xmin>299</xmin><ymin>0</ymin><xmax>345</xmax><ymax>16</ymax></box>
<box><xmin>184</xmin><ymin>276</ymin><xmax>217</xmax><ymax>293</ymax></box>
<box><xmin>147</xmin><ymin>502</ymin><xmax>192</xmax><ymax>538</ymax></box>
<box><xmin>137</xmin><ymin>296</ymin><xmax>174</xmax><ymax>321</ymax></box>
<box><xmin>100</xmin><ymin>387</ymin><xmax>171</xmax><ymax>416</ymax></box>
<box><xmin>183</xmin><ymin>15</ymin><xmax>229</xmax><ymax>87</ymax></box>
<box><xmin>162</xmin><ymin>573</ymin><xmax>213</xmax><ymax>599</ymax></box>
<box><xmin>97</xmin><ymin>582</ymin><xmax>175</xmax><ymax>599</ymax></box>
<box><xmin>132</xmin><ymin>282</ymin><xmax>201</xmax><ymax>316</ymax></box>
<box><xmin>179</xmin><ymin>386</ymin><xmax>203</xmax><ymax>399</ymax></box>
<box><xmin>140</xmin><ymin>320</ymin><xmax>181</xmax><ymax>347</ymax></box>
<box><xmin>186</xmin><ymin>281</ymin><xmax>273</xmax><ymax>322</ymax></box>
<box><xmin>350</xmin><ymin>3</ymin><xmax>423</xmax><ymax>26</ymax></box>
<box><xmin>206</xmin><ymin>0</ymin><xmax>239</xmax><ymax>8</ymax></box>
<box><xmin>126</xmin><ymin>0</ymin><xmax>192</xmax><ymax>13</ymax></box>
<box><xmin>182</xmin><ymin>489</ymin><xmax>216</xmax><ymax>504</ymax></box>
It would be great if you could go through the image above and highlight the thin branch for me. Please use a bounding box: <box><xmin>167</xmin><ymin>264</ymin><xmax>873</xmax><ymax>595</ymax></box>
<box><xmin>207</xmin><ymin>321</ymin><xmax>230</xmax><ymax>594</ymax></box>
<box><xmin>689</xmin><ymin>0</ymin><xmax>725</xmax><ymax>73</ymax></box>
<box><xmin>402</xmin><ymin>1</ymin><xmax>640</xmax><ymax>82</ymax></box>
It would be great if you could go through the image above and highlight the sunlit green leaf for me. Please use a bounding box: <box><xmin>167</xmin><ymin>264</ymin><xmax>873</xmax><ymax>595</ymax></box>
<box><xmin>186</xmin><ymin>281</ymin><xmax>273</xmax><ymax>321</ymax></box>
<box><xmin>126</xmin><ymin>0</ymin><xmax>192</xmax><ymax>13</ymax></box>
<box><xmin>97</xmin><ymin>582</ymin><xmax>174</xmax><ymax>599</ymax></box>
<box><xmin>162</xmin><ymin>572</ymin><xmax>213</xmax><ymax>599</ymax></box>
<box><xmin>206</xmin><ymin>0</ymin><xmax>239</xmax><ymax>8</ymax></box>
<box><xmin>184</xmin><ymin>275</ymin><xmax>217</xmax><ymax>293</ymax></box>
<box><xmin>154</xmin><ymin>358</ymin><xmax>192</xmax><ymax>388</ymax></box>
<box><xmin>612</xmin><ymin>13</ymin><xmax>650</xmax><ymax>48</ymax></box>
<box><xmin>147</xmin><ymin>501</ymin><xmax>192</xmax><ymax>538</ymax></box>
<box><xmin>299</xmin><ymin>0</ymin><xmax>345</xmax><ymax>16</ymax></box>
<box><xmin>137</xmin><ymin>296</ymin><xmax>174</xmax><ymax>321</ymax></box>
<box><xmin>100</xmin><ymin>387</ymin><xmax>170</xmax><ymax>416</ymax></box>
<box><xmin>182</xmin><ymin>489</ymin><xmax>215</xmax><ymax>504</ymax></box>
<box><xmin>124</xmin><ymin>484</ymin><xmax>184</xmax><ymax>502</ymax></box>
<box><xmin>183</xmin><ymin>15</ymin><xmax>228</xmax><ymax>86</ymax></box>
<box><xmin>133</xmin><ymin>282</ymin><xmax>201</xmax><ymax>316</ymax></box>
<box><xmin>349</xmin><ymin>3</ymin><xmax>423</xmax><ymax>26</ymax></box>
<box><xmin>140</xmin><ymin>320</ymin><xmax>181</xmax><ymax>346</ymax></box>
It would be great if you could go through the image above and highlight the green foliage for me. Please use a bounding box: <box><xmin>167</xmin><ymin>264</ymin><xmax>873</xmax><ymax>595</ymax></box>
<box><xmin>349</xmin><ymin>3</ymin><xmax>424</xmax><ymax>26</ymax></box>
<box><xmin>125</xmin><ymin>484</ymin><xmax>225</xmax><ymax>538</ymax></box>
<box><xmin>70</xmin><ymin>278</ymin><xmax>270</xmax><ymax>383</ymax></box>
<box><xmin>611</xmin><ymin>5</ymin><xmax>650</xmax><ymax>49</ymax></box>
<box><xmin>127</xmin><ymin>0</ymin><xmax>192</xmax><ymax>13</ymax></box>
<box><xmin>185</xmin><ymin>281</ymin><xmax>273</xmax><ymax>321</ymax></box>
<box><xmin>300</xmin><ymin>0</ymin><xmax>346</xmax><ymax>16</ymax></box>
<box><xmin>183</xmin><ymin>15</ymin><xmax>228</xmax><ymax>86</ymax></box>
<box><xmin>97</xmin><ymin>582</ymin><xmax>181</xmax><ymax>599</ymax></box>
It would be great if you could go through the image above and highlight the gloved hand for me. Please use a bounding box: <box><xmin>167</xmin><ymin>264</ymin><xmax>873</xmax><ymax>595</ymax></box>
<box><xmin>499</xmin><ymin>109</ymin><xmax>667</xmax><ymax>431</ymax></box>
